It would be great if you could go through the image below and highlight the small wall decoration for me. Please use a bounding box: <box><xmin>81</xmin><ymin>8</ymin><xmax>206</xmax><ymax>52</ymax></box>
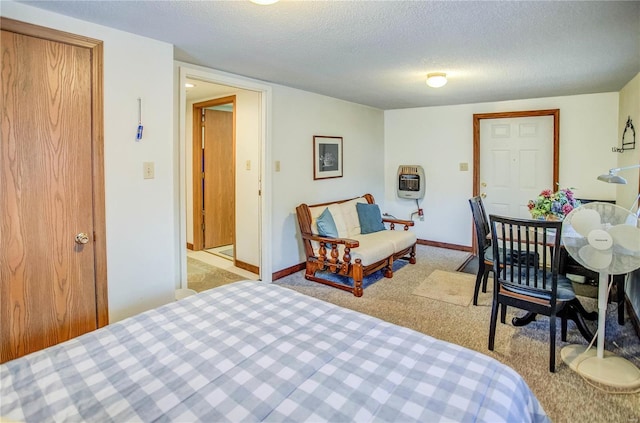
<box><xmin>313</xmin><ymin>136</ymin><xmax>343</xmax><ymax>180</ymax></box>
<box><xmin>612</xmin><ymin>116</ymin><xmax>635</xmax><ymax>153</ymax></box>
<box><xmin>136</xmin><ymin>97</ymin><xmax>144</xmax><ymax>141</ymax></box>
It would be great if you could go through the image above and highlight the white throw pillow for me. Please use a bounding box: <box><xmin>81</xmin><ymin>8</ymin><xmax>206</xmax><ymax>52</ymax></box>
<box><xmin>340</xmin><ymin>197</ymin><xmax>368</xmax><ymax>237</ymax></box>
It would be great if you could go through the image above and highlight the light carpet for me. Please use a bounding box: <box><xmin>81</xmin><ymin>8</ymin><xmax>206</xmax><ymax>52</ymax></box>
<box><xmin>187</xmin><ymin>257</ymin><xmax>246</xmax><ymax>292</ymax></box>
<box><xmin>412</xmin><ymin>269</ymin><xmax>476</xmax><ymax>307</ymax></box>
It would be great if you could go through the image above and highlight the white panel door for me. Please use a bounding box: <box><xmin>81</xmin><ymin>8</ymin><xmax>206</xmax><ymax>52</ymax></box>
<box><xmin>480</xmin><ymin>116</ymin><xmax>553</xmax><ymax>218</ymax></box>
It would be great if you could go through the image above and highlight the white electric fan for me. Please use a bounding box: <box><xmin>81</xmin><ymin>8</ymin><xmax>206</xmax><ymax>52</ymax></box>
<box><xmin>560</xmin><ymin>202</ymin><xmax>640</xmax><ymax>389</ymax></box>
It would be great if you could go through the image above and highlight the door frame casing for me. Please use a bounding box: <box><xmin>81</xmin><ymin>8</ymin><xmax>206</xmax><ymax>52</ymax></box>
<box><xmin>471</xmin><ymin>109</ymin><xmax>560</xmax><ymax>253</ymax></box>
<box><xmin>192</xmin><ymin>95</ymin><xmax>236</xmax><ymax>252</ymax></box>
<box><xmin>1</xmin><ymin>18</ymin><xmax>108</xmax><ymax>327</ymax></box>
<box><xmin>177</xmin><ymin>62</ymin><xmax>272</xmax><ymax>285</ymax></box>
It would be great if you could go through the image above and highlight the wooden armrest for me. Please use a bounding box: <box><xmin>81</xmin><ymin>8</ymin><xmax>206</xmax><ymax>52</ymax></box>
<box><xmin>383</xmin><ymin>218</ymin><xmax>414</xmax><ymax>226</ymax></box>
<box><xmin>301</xmin><ymin>233</ymin><xmax>360</xmax><ymax>249</ymax></box>
<box><xmin>382</xmin><ymin>218</ymin><xmax>415</xmax><ymax>230</ymax></box>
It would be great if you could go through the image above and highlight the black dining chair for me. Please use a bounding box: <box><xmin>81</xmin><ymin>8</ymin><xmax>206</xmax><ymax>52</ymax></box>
<box><xmin>487</xmin><ymin>214</ymin><xmax>578</xmax><ymax>372</ymax></box>
<box><xmin>468</xmin><ymin>196</ymin><xmax>493</xmax><ymax>305</ymax></box>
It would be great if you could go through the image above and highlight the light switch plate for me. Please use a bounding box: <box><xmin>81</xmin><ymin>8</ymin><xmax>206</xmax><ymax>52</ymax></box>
<box><xmin>459</xmin><ymin>162</ymin><xmax>469</xmax><ymax>171</ymax></box>
<box><xmin>275</xmin><ymin>160</ymin><xmax>281</xmax><ymax>172</ymax></box>
<box><xmin>143</xmin><ymin>162</ymin><xmax>155</xmax><ymax>179</ymax></box>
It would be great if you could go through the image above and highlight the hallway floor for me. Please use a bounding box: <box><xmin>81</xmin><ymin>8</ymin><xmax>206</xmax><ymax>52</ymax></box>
<box><xmin>187</xmin><ymin>249</ymin><xmax>259</xmax><ymax>281</ymax></box>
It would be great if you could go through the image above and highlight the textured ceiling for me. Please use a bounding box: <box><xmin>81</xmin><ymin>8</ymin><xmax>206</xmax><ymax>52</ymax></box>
<box><xmin>18</xmin><ymin>0</ymin><xmax>640</xmax><ymax>110</ymax></box>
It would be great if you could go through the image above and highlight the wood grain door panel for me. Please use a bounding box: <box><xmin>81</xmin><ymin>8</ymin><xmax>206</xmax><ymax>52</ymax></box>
<box><xmin>1</xmin><ymin>21</ymin><xmax>106</xmax><ymax>363</ymax></box>
<box><xmin>203</xmin><ymin>109</ymin><xmax>234</xmax><ymax>249</ymax></box>
<box><xmin>480</xmin><ymin>116</ymin><xmax>553</xmax><ymax>218</ymax></box>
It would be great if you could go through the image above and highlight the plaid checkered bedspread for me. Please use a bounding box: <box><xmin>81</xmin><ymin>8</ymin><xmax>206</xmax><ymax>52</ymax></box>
<box><xmin>1</xmin><ymin>281</ymin><xmax>549</xmax><ymax>423</ymax></box>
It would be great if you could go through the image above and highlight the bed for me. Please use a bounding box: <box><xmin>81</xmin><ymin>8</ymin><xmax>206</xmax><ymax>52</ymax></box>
<box><xmin>1</xmin><ymin>281</ymin><xmax>549</xmax><ymax>422</ymax></box>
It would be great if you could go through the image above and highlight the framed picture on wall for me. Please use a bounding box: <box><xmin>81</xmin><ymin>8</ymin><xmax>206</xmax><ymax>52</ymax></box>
<box><xmin>313</xmin><ymin>136</ymin><xmax>343</xmax><ymax>180</ymax></box>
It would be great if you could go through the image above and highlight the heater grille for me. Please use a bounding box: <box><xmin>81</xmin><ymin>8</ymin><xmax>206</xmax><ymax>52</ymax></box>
<box><xmin>397</xmin><ymin>165</ymin><xmax>425</xmax><ymax>199</ymax></box>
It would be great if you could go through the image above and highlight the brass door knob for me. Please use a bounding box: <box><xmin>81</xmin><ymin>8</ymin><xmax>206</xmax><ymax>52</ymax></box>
<box><xmin>75</xmin><ymin>233</ymin><xmax>89</xmax><ymax>244</ymax></box>
<box><xmin>481</xmin><ymin>193</ymin><xmax>487</xmax><ymax>198</ymax></box>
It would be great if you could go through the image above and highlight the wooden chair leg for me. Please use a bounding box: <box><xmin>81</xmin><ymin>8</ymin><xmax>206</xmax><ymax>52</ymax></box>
<box><xmin>383</xmin><ymin>258</ymin><xmax>393</xmax><ymax>278</ymax></box>
<box><xmin>500</xmin><ymin>304</ymin><xmax>507</xmax><ymax>324</ymax></box>
<box><xmin>473</xmin><ymin>260</ymin><xmax>485</xmax><ymax>306</ymax></box>
<box><xmin>352</xmin><ymin>260</ymin><xmax>364</xmax><ymax>297</ymax></box>
<box><xmin>482</xmin><ymin>266</ymin><xmax>490</xmax><ymax>293</ymax></box>
<box><xmin>488</xmin><ymin>301</ymin><xmax>499</xmax><ymax>351</ymax></box>
<box><xmin>549</xmin><ymin>314</ymin><xmax>556</xmax><ymax>372</ymax></box>
<box><xmin>409</xmin><ymin>245</ymin><xmax>417</xmax><ymax>265</ymax></box>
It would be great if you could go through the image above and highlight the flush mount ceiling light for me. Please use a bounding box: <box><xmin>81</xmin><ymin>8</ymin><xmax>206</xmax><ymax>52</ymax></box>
<box><xmin>426</xmin><ymin>72</ymin><xmax>447</xmax><ymax>88</ymax></box>
<box><xmin>250</xmin><ymin>0</ymin><xmax>279</xmax><ymax>4</ymax></box>
<box><xmin>185</xmin><ymin>83</ymin><xmax>195</xmax><ymax>88</ymax></box>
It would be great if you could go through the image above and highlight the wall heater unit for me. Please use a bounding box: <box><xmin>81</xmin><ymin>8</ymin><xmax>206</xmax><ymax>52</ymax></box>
<box><xmin>397</xmin><ymin>165</ymin><xmax>425</xmax><ymax>199</ymax></box>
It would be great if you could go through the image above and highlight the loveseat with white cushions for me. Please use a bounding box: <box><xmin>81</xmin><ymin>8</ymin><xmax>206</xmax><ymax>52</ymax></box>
<box><xmin>295</xmin><ymin>194</ymin><xmax>416</xmax><ymax>296</ymax></box>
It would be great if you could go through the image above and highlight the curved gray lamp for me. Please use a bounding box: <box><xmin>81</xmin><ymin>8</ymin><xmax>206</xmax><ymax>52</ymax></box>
<box><xmin>597</xmin><ymin>164</ymin><xmax>640</xmax><ymax>184</ymax></box>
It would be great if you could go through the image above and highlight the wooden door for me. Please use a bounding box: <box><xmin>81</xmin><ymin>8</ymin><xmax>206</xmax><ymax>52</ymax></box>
<box><xmin>480</xmin><ymin>115</ymin><xmax>554</xmax><ymax>218</ymax></box>
<box><xmin>203</xmin><ymin>108</ymin><xmax>235</xmax><ymax>248</ymax></box>
<box><xmin>473</xmin><ymin>110</ymin><xmax>559</xmax><ymax>217</ymax></box>
<box><xmin>0</xmin><ymin>19</ymin><xmax>107</xmax><ymax>363</ymax></box>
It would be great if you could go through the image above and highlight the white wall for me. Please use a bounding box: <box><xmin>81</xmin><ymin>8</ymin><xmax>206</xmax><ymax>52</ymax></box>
<box><xmin>234</xmin><ymin>91</ymin><xmax>262</xmax><ymax>267</ymax></box>
<box><xmin>2</xmin><ymin>2</ymin><xmax>177</xmax><ymax>322</ymax></box>
<box><xmin>616</xmin><ymin>73</ymin><xmax>640</xmax><ymax>210</ymax></box>
<box><xmin>271</xmin><ymin>85</ymin><xmax>385</xmax><ymax>271</ymax></box>
<box><xmin>384</xmin><ymin>93</ymin><xmax>620</xmax><ymax>247</ymax></box>
<box><xmin>184</xmin><ymin>89</ymin><xmax>261</xmax><ymax>267</ymax></box>
<box><xmin>618</xmin><ymin>73</ymin><xmax>640</xmax><ymax>320</ymax></box>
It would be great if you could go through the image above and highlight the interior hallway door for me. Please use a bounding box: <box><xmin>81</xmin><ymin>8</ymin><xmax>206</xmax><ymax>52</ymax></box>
<box><xmin>203</xmin><ymin>107</ymin><xmax>235</xmax><ymax>249</ymax></box>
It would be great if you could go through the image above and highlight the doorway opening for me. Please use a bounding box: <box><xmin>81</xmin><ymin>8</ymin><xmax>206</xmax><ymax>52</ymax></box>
<box><xmin>178</xmin><ymin>66</ymin><xmax>270</xmax><ymax>291</ymax></box>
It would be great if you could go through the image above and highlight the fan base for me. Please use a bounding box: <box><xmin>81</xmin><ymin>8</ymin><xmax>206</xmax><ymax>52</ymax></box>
<box><xmin>561</xmin><ymin>344</ymin><xmax>640</xmax><ymax>389</ymax></box>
